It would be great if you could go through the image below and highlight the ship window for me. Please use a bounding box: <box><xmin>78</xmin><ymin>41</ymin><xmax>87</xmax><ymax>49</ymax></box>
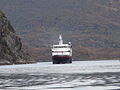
<box><xmin>53</xmin><ymin>46</ymin><xmax>70</xmax><ymax>48</ymax></box>
<box><xmin>53</xmin><ymin>51</ymin><xmax>71</xmax><ymax>52</ymax></box>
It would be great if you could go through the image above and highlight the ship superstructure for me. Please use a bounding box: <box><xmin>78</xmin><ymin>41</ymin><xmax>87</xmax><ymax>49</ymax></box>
<box><xmin>51</xmin><ymin>35</ymin><xmax>72</xmax><ymax>64</ymax></box>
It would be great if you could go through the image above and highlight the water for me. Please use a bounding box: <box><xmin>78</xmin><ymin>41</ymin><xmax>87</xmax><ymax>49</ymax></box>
<box><xmin>0</xmin><ymin>60</ymin><xmax>120</xmax><ymax>90</ymax></box>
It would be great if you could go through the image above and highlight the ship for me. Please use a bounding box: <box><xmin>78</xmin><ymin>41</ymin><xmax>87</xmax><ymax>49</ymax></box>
<box><xmin>51</xmin><ymin>35</ymin><xmax>72</xmax><ymax>64</ymax></box>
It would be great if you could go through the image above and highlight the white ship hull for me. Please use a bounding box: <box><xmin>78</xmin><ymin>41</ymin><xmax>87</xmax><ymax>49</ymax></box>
<box><xmin>51</xmin><ymin>35</ymin><xmax>72</xmax><ymax>64</ymax></box>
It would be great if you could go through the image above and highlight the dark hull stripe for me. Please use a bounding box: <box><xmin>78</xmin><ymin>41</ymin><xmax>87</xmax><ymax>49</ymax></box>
<box><xmin>52</xmin><ymin>55</ymin><xmax>72</xmax><ymax>64</ymax></box>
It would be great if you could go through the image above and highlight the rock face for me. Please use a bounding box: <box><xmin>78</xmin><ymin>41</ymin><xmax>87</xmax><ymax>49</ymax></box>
<box><xmin>0</xmin><ymin>11</ymin><xmax>35</xmax><ymax>65</ymax></box>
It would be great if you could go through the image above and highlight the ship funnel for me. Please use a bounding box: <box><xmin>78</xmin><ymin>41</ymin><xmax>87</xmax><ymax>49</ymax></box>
<box><xmin>59</xmin><ymin>35</ymin><xmax>63</xmax><ymax>45</ymax></box>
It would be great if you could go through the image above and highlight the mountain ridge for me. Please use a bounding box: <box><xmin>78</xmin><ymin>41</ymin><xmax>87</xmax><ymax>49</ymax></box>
<box><xmin>0</xmin><ymin>0</ymin><xmax>120</xmax><ymax>61</ymax></box>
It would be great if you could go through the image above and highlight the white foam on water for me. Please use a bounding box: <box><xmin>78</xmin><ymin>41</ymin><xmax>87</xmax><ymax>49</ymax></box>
<box><xmin>5</xmin><ymin>84</ymin><xmax>120</xmax><ymax>90</ymax></box>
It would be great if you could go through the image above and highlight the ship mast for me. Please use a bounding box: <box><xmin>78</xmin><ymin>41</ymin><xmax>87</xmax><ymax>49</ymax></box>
<box><xmin>59</xmin><ymin>35</ymin><xmax>63</xmax><ymax>45</ymax></box>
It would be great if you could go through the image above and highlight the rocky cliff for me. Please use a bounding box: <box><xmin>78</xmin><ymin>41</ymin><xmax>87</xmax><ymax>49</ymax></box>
<box><xmin>0</xmin><ymin>11</ymin><xmax>35</xmax><ymax>65</ymax></box>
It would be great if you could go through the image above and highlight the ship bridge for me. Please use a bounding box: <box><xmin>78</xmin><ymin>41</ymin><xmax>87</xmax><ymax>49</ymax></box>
<box><xmin>51</xmin><ymin>35</ymin><xmax>72</xmax><ymax>56</ymax></box>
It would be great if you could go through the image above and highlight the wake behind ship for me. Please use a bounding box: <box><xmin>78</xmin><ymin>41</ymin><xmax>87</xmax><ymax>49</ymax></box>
<box><xmin>51</xmin><ymin>35</ymin><xmax>72</xmax><ymax>64</ymax></box>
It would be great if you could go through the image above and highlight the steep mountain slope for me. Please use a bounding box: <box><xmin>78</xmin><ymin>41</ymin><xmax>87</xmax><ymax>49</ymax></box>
<box><xmin>0</xmin><ymin>0</ymin><xmax>120</xmax><ymax>60</ymax></box>
<box><xmin>0</xmin><ymin>10</ymin><xmax>35</xmax><ymax>65</ymax></box>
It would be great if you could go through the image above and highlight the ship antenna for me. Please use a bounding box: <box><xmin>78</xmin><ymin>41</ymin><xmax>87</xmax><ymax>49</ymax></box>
<box><xmin>59</xmin><ymin>35</ymin><xmax>63</xmax><ymax>45</ymax></box>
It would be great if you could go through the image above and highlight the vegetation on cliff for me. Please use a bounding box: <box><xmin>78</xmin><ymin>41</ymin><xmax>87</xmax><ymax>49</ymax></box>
<box><xmin>0</xmin><ymin>10</ymin><xmax>35</xmax><ymax>65</ymax></box>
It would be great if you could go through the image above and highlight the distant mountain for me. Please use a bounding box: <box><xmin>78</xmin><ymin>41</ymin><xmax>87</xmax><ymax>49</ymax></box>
<box><xmin>0</xmin><ymin>10</ymin><xmax>35</xmax><ymax>65</ymax></box>
<box><xmin>0</xmin><ymin>0</ymin><xmax>120</xmax><ymax>61</ymax></box>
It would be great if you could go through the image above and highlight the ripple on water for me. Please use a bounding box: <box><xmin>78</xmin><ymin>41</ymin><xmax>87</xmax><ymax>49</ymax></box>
<box><xmin>0</xmin><ymin>73</ymin><xmax>120</xmax><ymax>90</ymax></box>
